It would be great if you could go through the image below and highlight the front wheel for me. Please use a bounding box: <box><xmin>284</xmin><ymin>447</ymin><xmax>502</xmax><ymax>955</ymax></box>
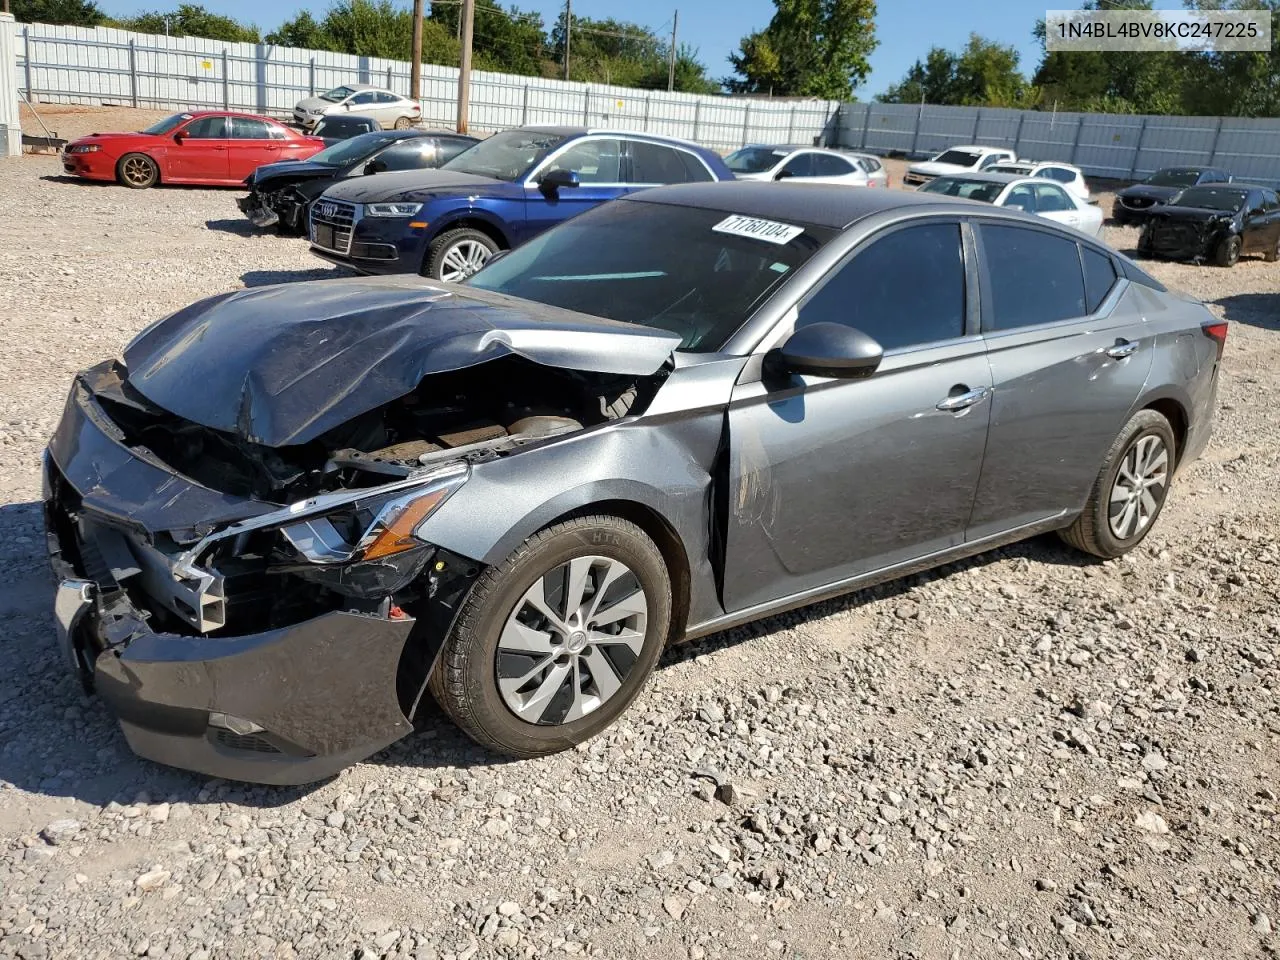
<box><xmin>1213</xmin><ymin>234</ymin><xmax>1242</xmax><ymax>267</ymax></box>
<box><xmin>1059</xmin><ymin>409</ymin><xmax>1176</xmax><ymax>559</ymax></box>
<box><xmin>117</xmin><ymin>153</ymin><xmax>158</xmax><ymax>189</ymax></box>
<box><xmin>423</xmin><ymin>227</ymin><xmax>500</xmax><ymax>282</ymax></box>
<box><xmin>429</xmin><ymin>516</ymin><xmax>672</xmax><ymax>758</ymax></box>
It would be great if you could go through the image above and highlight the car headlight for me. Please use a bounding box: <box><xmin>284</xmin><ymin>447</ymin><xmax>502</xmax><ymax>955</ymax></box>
<box><xmin>68</xmin><ymin>144</ymin><xmax>101</xmax><ymax>154</ymax></box>
<box><xmin>364</xmin><ymin>202</ymin><xmax>422</xmax><ymax>217</ymax></box>
<box><xmin>277</xmin><ymin>469</ymin><xmax>467</xmax><ymax>597</ymax></box>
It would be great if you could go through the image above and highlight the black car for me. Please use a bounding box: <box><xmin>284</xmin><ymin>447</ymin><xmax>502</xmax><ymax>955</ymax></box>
<box><xmin>1113</xmin><ymin>167</ymin><xmax>1232</xmax><ymax>224</ymax></box>
<box><xmin>237</xmin><ymin>129</ymin><xmax>479</xmax><ymax>234</ymax></box>
<box><xmin>311</xmin><ymin>114</ymin><xmax>380</xmax><ymax>144</ymax></box>
<box><xmin>1139</xmin><ymin>184</ymin><xmax>1280</xmax><ymax>267</ymax></box>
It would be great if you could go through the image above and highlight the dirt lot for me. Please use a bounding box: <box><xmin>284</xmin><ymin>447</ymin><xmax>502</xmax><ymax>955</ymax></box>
<box><xmin>0</xmin><ymin>105</ymin><xmax>1277</xmax><ymax>960</ymax></box>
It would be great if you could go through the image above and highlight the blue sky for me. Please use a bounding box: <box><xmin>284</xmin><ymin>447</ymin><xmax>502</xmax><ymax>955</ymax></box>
<box><xmin>91</xmin><ymin>0</ymin><xmax>1068</xmax><ymax>96</ymax></box>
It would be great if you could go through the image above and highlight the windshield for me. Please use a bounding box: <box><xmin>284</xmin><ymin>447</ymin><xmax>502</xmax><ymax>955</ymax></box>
<box><xmin>1170</xmin><ymin>186</ymin><xmax>1247</xmax><ymax>212</ymax></box>
<box><xmin>441</xmin><ymin>129</ymin><xmax>566</xmax><ymax>182</ymax></box>
<box><xmin>309</xmin><ymin>132</ymin><xmax>390</xmax><ymax>167</ymax></box>
<box><xmin>919</xmin><ymin>176</ymin><xmax>1003</xmax><ymax>203</ymax></box>
<box><xmin>320</xmin><ymin>85</ymin><xmax>356</xmax><ymax>103</ymax></box>
<box><xmin>933</xmin><ymin>150</ymin><xmax>982</xmax><ymax>167</ymax></box>
<box><xmin>724</xmin><ymin>147</ymin><xmax>787</xmax><ymax>173</ymax></box>
<box><xmin>465</xmin><ymin>201</ymin><xmax>832</xmax><ymax>351</ymax></box>
<box><xmin>1146</xmin><ymin>169</ymin><xmax>1201</xmax><ymax>188</ymax></box>
<box><xmin>141</xmin><ymin>114</ymin><xmax>190</xmax><ymax>135</ymax></box>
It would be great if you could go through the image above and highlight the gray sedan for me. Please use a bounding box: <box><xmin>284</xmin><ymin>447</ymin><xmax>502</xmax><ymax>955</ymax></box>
<box><xmin>44</xmin><ymin>184</ymin><xmax>1224</xmax><ymax>783</ymax></box>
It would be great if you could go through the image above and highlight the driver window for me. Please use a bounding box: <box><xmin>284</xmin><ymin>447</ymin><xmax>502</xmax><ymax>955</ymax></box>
<box><xmin>182</xmin><ymin>116</ymin><xmax>226</xmax><ymax>138</ymax></box>
<box><xmin>545</xmin><ymin>139</ymin><xmax>622</xmax><ymax>183</ymax></box>
<box><xmin>1004</xmin><ymin>185</ymin><xmax>1037</xmax><ymax>212</ymax></box>
<box><xmin>349</xmin><ymin>92</ymin><xmax>376</xmax><ymax>105</ymax></box>
<box><xmin>377</xmin><ymin>141</ymin><xmax>437</xmax><ymax>171</ymax></box>
<box><xmin>1033</xmin><ymin>183</ymin><xmax>1071</xmax><ymax>212</ymax></box>
<box><xmin>796</xmin><ymin>223</ymin><xmax>966</xmax><ymax>352</ymax></box>
<box><xmin>779</xmin><ymin>153</ymin><xmax>814</xmax><ymax>178</ymax></box>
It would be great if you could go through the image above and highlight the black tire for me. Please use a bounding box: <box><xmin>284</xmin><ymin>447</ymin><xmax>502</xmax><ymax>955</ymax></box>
<box><xmin>1058</xmin><ymin>409</ymin><xmax>1176</xmax><ymax>559</ymax></box>
<box><xmin>393</xmin><ymin>116</ymin><xmax>414</xmax><ymax>130</ymax></box>
<box><xmin>116</xmin><ymin>152</ymin><xmax>158</xmax><ymax>189</ymax></box>
<box><xmin>429</xmin><ymin>516</ymin><xmax>672</xmax><ymax>758</ymax></box>
<box><xmin>422</xmin><ymin>227</ymin><xmax>500</xmax><ymax>282</ymax></box>
<box><xmin>1213</xmin><ymin>234</ymin><xmax>1242</xmax><ymax>268</ymax></box>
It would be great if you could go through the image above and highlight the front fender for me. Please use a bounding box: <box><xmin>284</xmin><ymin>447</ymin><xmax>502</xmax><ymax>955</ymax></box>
<box><xmin>423</xmin><ymin>202</ymin><xmax>514</xmax><ymax>246</ymax></box>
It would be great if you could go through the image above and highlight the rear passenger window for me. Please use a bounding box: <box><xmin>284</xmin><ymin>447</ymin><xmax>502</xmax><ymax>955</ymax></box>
<box><xmin>630</xmin><ymin>142</ymin><xmax>692</xmax><ymax>184</ymax></box>
<box><xmin>982</xmin><ymin>224</ymin><xmax>1086</xmax><ymax>329</ymax></box>
<box><xmin>798</xmin><ymin>223</ymin><xmax>965</xmax><ymax>351</ymax></box>
<box><xmin>1082</xmin><ymin>247</ymin><xmax>1117</xmax><ymax>313</ymax></box>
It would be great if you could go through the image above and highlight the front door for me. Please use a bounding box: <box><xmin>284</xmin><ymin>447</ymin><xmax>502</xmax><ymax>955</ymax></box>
<box><xmin>168</xmin><ymin>115</ymin><xmax>230</xmax><ymax>181</ymax></box>
<box><xmin>722</xmin><ymin>220</ymin><xmax>993</xmax><ymax>612</ymax></box>
<box><xmin>966</xmin><ymin>222</ymin><xmax>1155</xmax><ymax>539</ymax></box>
<box><xmin>519</xmin><ymin>138</ymin><xmax>628</xmax><ymax>244</ymax></box>
<box><xmin>226</xmin><ymin>116</ymin><xmax>283</xmax><ymax>181</ymax></box>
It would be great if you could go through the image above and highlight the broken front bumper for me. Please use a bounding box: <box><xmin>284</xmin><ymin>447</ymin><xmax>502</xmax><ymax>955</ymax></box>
<box><xmin>237</xmin><ymin>193</ymin><xmax>280</xmax><ymax>228</ymax></box>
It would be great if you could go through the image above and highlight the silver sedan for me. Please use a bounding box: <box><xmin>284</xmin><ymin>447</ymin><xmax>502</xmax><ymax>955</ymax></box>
<box><xmin>293</xmin><ymin>83</ymin><xmax>422</xmax><ymax>130</ymax></box>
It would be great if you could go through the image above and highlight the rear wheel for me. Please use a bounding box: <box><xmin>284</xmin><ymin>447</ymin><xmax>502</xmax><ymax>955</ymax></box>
<box><xmin>1213</xmin><ymin>234</ymin><xmax>1242</xmax><ymax>267</ymax></box>
<box><xmin>393</xmin><ymin>116</ymin><xmax>414</xmax><ymax>130</ymax></box>
<box><xmin>117</xmin><ymin>153</ymin><xmax>158</xmax><ymax>189</ymax></box>
<box><xmin>423</xmin><ymin>227</ymin><xmax>500</xmax><ymax>282</ymax></box>
<box><xmin>429</xmin><ymin>516</ymin><xmax>672</xmax><ymax>758</ymax></box>
<box><xmin>1059</xmin><ymin>409</ymin><xmax>1175</xmax><ymax>559</ymax></box>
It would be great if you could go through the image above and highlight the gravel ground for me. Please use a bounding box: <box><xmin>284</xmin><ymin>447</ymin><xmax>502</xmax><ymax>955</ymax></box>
<box><xmin>1</xmin><ymin>106</ymin><xmax>1277</xmax><ymax>960</ymax></box>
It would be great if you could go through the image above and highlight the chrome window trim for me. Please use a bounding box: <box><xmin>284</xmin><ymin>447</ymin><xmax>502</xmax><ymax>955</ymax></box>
<box><xmin>522</xmin><ymin>134</ymin><xmax>628</xmax><ymax>189</ymax></box>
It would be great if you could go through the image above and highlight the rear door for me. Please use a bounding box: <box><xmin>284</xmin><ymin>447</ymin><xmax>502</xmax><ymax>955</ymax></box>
<box><xmin>722</xmin><ymin>220</ymin><xmax>992</xmax><ymax>611</ymax></box>
<box><xmin>967</xmin><ymin>222</ymin><xmax>1154</xmax><ymax>539</ymax></box>
<box><xmin>168</xmin><ymin>115</ymin><xmax>230</xmax><ymax>181</ymax></box>
<box><xmin>522</xmin><ymin>137</ymin><xmax>627</xmax><ymax>240</ymax></box>
<box><xmin>226</xmin><ymin>117</ymin><xmax>282</xmax><ymax>180</ymax></box>
<box><xmin>1241</xmin><ymin>189</ymin><xmax>1280</xmax><ymax>256</ymax></box>
<box><xmin>625</xmin><ymin>140</ymin><xmax>715</xmax><ymax>189</ymax></box>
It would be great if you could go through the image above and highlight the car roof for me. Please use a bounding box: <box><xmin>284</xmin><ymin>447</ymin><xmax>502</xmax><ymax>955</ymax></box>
<box><xmin>514</xmin><ymin>125</ymin><xmax>720</xmax><ymax>155</ymax></box>
<box><xmin>944</xmin><ymin>144</ymin><xmax>1010</xmax><ymax>153</ymax></box>
<box><xmin>624</xmin><ymin>181</ymin><xmax>979</xmax><ymax>229</ymax></box>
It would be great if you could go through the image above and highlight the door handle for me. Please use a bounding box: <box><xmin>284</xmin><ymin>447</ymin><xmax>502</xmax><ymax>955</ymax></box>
<box><xmin>936</xmin><ymin>385</ymin><xmax>990</xmax><ymax>412</ymax></box>
<box><xmin>1106</xmin><ymin>339</ymin><xmax>1138</xmax><ymax>359</ymax></box>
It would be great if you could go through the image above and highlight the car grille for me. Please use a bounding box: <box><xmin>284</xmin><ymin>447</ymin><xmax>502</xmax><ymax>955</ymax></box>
<box><xmin>310</xmin><ymin>199</ymin><xmax>358</xmax><ymax>255</ymax></box>
<box><xmin>1149</xmin><ymin>222</ymin><xmax>1205</xmax><ymax>250</ymax></box>
<box><xmin>211</xmin><ymin>729</ymin><xmax>284</xmax><ymax>754</ymax></box>
<box><xmin>1121</xmin><ymin>196</ymin><xmax>1155</xmax><ymax>209</ymax></box>
<box><xmin>903</xmin><ymin>172</ymin><xmax>933</xmax><ymax>186</ymax></box>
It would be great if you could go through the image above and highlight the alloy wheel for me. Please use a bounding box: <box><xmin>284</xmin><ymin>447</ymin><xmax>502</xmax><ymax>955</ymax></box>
<box><xmin>122</xmin><ymin>156</ymin><xmax>154</xmax><ymax>187</ymax></box>
<box><xmin>439</xmin><ymin>239</ymin><xmax>493</xmax><ymax>281</ymax></box>
<box><xmin>495</xmin><ymin>556</ymin><xmax>649</xmax><ymax>725</ymax></box>
<box><xmin>1108</xmin><ymin>434</ymin><xmax>1169</xmax><ymax>539</ymax></box>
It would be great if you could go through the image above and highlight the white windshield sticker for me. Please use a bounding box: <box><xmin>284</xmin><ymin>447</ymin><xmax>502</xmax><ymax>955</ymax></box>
<box><xmin>713</xmin><ymin>214</ymin><xmax>804</xmax><ymax>245</ymax></box>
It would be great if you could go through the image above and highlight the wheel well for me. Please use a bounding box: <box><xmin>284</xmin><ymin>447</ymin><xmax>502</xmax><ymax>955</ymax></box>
<box><xmin>1144</xmin><ymin>398</ymin><xmax>1188</xmax><ymax>466</ymax></box>
<box><xmin>434</xmin><ymin>217</ymin><xmax>508</xmax><ymax>250</ymax></box>
<box><xmin>544</xmin><ymin>500</ymin><xmax>691</xmax><ymax>645</ymax></box>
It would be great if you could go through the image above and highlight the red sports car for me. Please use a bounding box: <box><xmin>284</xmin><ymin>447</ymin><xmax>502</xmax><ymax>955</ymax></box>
<box><xmin>62</xmin><ymin>111</ymin><xmax>325</xmax><ymax>189</ymax></box>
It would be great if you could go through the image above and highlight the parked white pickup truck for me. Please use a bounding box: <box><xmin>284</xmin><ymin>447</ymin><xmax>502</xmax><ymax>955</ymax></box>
<box><xmin>902</xmin><ymin>144</ymin><xmax>1018</xmax><ymax>188</ymax></box>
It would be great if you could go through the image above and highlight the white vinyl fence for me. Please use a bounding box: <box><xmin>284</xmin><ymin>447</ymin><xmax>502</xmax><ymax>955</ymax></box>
<box><xmin>837</xmin><ymin>101</ymin><xmax>1280</xmax><ymax>184</ymax></box>
<box><xmin>14</xmin><ymin>22</ymin><xmax>840</xmax><ymax>153</ymax></box>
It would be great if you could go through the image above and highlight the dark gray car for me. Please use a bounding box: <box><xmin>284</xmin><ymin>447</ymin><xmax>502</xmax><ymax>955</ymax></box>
<box><xmin>45</xmin><ymin>183</ymin><xmax>1226</xmax><ymax>784</ymax></box>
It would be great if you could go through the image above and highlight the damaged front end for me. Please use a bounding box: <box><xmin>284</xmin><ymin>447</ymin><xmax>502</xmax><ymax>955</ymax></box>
<box><xmin>44</xmin><ymin>283</ymin><xmax>675</xmax><ymax>783</ymax></box>
<box><xmin>237</xmin><ymin>183</ymin><xmax>312</xmax><ymax>232</ymax></box>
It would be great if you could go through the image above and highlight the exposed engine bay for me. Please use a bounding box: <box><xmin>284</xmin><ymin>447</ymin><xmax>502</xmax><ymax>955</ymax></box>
<box><xmin>89</xmin><ymin>355</ymin><xmax>656</xmax><ymax>504</ymax></box>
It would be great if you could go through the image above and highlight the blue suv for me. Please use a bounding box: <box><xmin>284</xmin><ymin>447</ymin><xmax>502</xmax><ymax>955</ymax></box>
<box><xmin>309</xmin><ymin>126</ymin><xmax>734</xmax><ymax>280</ymax></box>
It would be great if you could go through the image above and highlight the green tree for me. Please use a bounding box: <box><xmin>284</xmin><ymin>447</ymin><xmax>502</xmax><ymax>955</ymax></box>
<box><xmin>12</xmin><ymin>0</ymin><xmax>106</xmax><ymax>26</ymax></box>
<box><xmin>430</xmin><ymin>0</ymin><xmax>546</xmax><ymax>75</ymax></box>
<box><xmin>1180</xmin><ymin>0</ymin><xmax>1280</xmax><ymax>117</ymax></box>
<box><xmin>726</xmin><ymin>0</ymin><xmax>878</xmax><ymax>100</ymax></box>
<box><xmin>264</xmin><ymin>10</ymin><xmax>326</xmax><ymax>48</ymax></box>
<box><xmin>114</xmin><ymin>3</ymin><xmax>260</xmax><ymax>41</ymax></box>
<box><xmin>880</xmin><ymin>34</ymin><xmax>1038</xmax><ymax>108</ymax></box>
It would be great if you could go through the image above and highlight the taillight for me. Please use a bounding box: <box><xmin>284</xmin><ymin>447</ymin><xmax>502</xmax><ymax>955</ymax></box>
<box><xmin>1202</xmin><ymin>320</ymin><xmax>1228</xmax><ymax>360</ymax></box>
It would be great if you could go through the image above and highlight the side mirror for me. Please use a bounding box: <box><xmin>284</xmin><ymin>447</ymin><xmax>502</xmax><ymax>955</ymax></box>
<box><xmin>774</xmin><ymin>169</ymin><xmax>794</xmax><ymax>180</ymax></box>
<box><xmin>772</xmin><ymin>322</ymin><xmax>884</xmax><ymax>380</ymax></box>
<box><xmin>172</xmin><ymin>131</ymin><xmax>185</xmax><ymax>144</ymax></box>
<box><xmin>363</xmin><ymin>159</ymin><xmax>387</xmax><ymax>175</ymax></box>
<box><xmin>539</xmin><ymin>168</ymin><xmax>580</xmax><ymax>193</ymax></box>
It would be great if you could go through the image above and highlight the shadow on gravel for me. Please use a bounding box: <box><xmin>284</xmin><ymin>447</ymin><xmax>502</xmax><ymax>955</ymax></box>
<box><xmin>241</xmin><ymin>266</ymin><xmax>353</xmax><ymax>287</ymax></box>
<box><xmin>1215</xmin><ymin>292</ymin><xmax>1280</xmax><ymax>331</ymax></box>
<box><xmin>204</xmin><ymin>218</ymin><xmax>262</xmax><ymax>237</ymax></box>
<box><xmin>39</xmin><ymin>174</ymin><xmax>114</xmax><ymax>187</ymax></box>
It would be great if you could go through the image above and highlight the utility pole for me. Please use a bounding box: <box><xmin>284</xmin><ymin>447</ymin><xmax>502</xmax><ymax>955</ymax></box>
<box><xmin>457</xmin><ymin>0</ymin><xmax>475</xmax><ymax>133</ymax></box>
<box><xmin>563</xmin><ymin>0</ymin><xmax>571</xmax><ymax>81</ymax></box>
<box><xmin>667</xmin><ymin>10</ymin><xmax>678</xmax><ymax>92</ymax></box>
<box><xmin>410</xmin><ymin>0</ymin><xmax>424</xmax><ymax>103</ymax></box>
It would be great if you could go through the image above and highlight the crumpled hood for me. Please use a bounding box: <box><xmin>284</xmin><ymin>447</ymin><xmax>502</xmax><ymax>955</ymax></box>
<box><xmin>1118</xmin><ymin>184</ymin><xmax>1181</xmax><ymax>203</ymax></box>
<box><xmin>908</xmin><ymin>160</ymin><xmax>973</xmax><ymax>177</ymax></box>
<box><xmin>322</xmin><ymin>169</ymin><xmax>512</xmax><ymax>203</ymax></box>
<box><xmin>122</xmin><ymin>276</ymin><xmax>681</xmax><ymax>448</ymax></box>
<box><xmin>1146</xmin><ymin>204</ymin><xmax>1235</xmax><ymax>223</ymax></box>
<box><xmin>248</xmin><ymin>158</ymin><xmax>339</xmax><ymax>186</ymax></box>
